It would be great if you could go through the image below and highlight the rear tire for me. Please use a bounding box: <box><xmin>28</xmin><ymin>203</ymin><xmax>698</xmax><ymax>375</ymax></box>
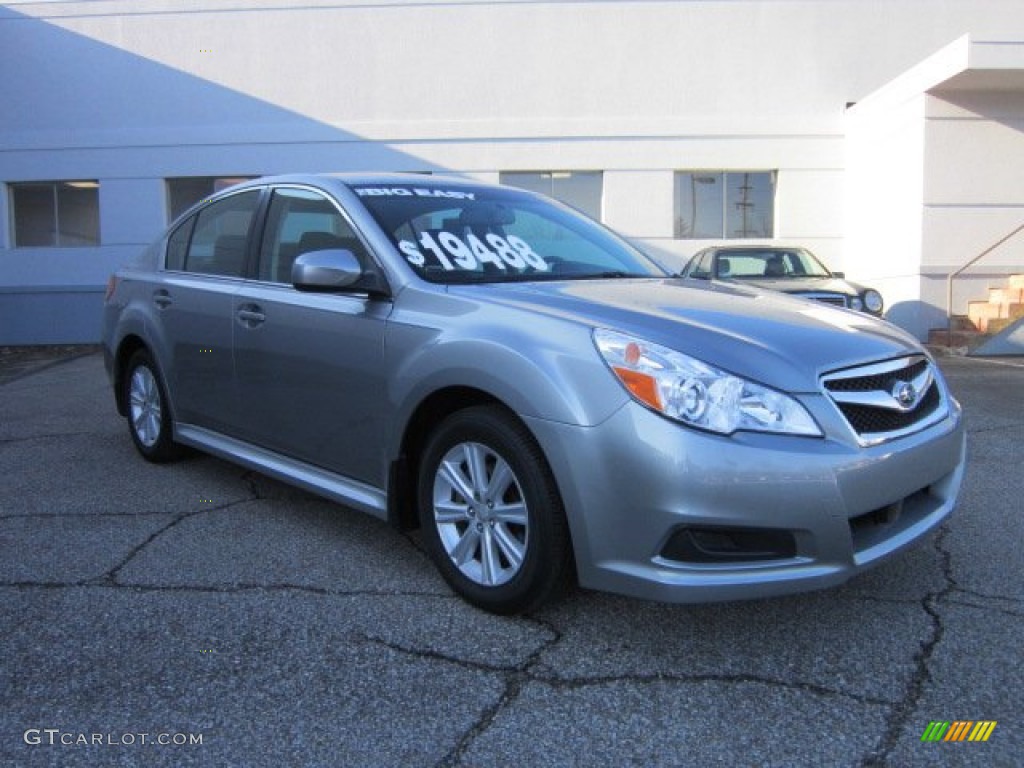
<box><xmin>123</xmin><ymin>349</ymin><xmax>182</xmax><ymax>463</ymax></box>
<box><xmin>417</xmin><ymin>405</ymin><xmax>572</xmax><ymax>614</ymax></box>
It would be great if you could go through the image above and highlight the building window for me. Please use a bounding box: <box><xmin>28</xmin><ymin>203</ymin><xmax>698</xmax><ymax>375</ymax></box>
<box><xmin>9</xmin><ymin>181</ymin><xmax>100</xmax><ymax>247</ymax></box>
<box><xmin>674</xmin><ymin>171</ymin><xmax>776</xmax><ymax>239</ymax></box>
<box><xmin>500</xmin><ymin>171</ymin><xmax>603</xmax><ymax>221</ymax></box>
<box><xmin>166</xmin><ymin>176</ymin><xmax>253</xmax><ymax>222</ymax></box>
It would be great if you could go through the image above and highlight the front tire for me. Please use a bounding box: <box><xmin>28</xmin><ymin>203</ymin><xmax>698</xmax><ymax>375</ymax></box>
<box><xmin>417</xmin><ymin>406</ymin><xmax>572</xmax><ymax>614</ymax></box>
<box><xmin>123</xmin><ymin>349</ymin><xmax>182</xmax><ymax>463</ymax></box>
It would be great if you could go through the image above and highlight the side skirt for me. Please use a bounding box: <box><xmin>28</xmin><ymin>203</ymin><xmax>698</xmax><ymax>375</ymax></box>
<box><xmin>175</xmin><ymin>423</ymin><xmax>389</xmax><ymax>520</ymax></box>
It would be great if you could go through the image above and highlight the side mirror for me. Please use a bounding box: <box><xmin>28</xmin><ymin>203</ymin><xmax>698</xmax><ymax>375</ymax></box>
<box><xmin>292</xmin><ymin>249</ymin><xmax>367</xmax><ymax>292</ymax></box>
<box><xmin>831</xmin><ymin>271</ymin><xmax>845</xmax><ymax>279</ymax></box>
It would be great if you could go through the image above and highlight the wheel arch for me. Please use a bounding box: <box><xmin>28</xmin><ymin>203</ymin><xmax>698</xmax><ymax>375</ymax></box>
<box><xmin>113</xmin><ymin>335</ymin><xmax>179</xmax><ymax>429</ymax></box>
<box><xmin>381</xmin><ymin>331</ymin><xmax>621</xmax><ymax>539</ymax></box>
<box><xmin>112</xmin><ymin>334</ymin><xmax>150</xmax><ymax>417</ymax></box>
<box><xmin>387</xmin><ymin>386</ymin><xmax>528</xmax><ymax>532</ymax></box>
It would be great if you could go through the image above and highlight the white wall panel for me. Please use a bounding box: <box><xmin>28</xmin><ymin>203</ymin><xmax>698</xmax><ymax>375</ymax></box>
<box><xmin>921</xmin><ymin>206</ymin><xmax>1024</xmax><ymax>272</ymax></box>
<box><xmin>925</xmin><ymin>119</ymin><xmax>1024</xmax><ymax>207</ymax></box>
<box><xmin>775</xmin><ymin>170</ymin><xmax>845</xmax><ymax>240</ymax></box>
<box><xmin>845</xmin><ymin>93</ymin><xmax>928</xmax><ymax>336</ymax></box>
<box><xmin>99</xmin><ymin>180</ymin><xmax>167</xmax><ymax>246</ymax></box>
<box><xmin>6</xmin><ymin>0</ymin><xmax>1018</xmax><ymax>140</ymax></box>
<box><xmin>600</xmin><ymin>172</ymin><xmax>673</xmax><ymax>238</ymax></box>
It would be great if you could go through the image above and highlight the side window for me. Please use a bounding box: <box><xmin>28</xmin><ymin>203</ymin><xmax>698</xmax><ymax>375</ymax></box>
<box><xmin>183</xmin><ymin>190</ymin><xmax>261</xmax><ymax>277</ymax></box>
<box><xmin>684</xmin><ymin>251</ymin><xmax>711</xmax><ymax>279</ymax></box>
<box><xmin>165</xmin><ymin>215</ymin><xmax>194</xmax><ymax>271</ymax></box>
<box><xmin>257</xmin><ymin>188</ymin><xmax>368</xmax><ymax>284</ymax></box>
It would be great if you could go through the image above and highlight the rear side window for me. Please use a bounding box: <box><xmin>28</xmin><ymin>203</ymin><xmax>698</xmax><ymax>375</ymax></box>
<box><xmin>165</xmin><ymin>216</ymin><xmax>194</xmax><ymax>271</ymax></box>
<box><xmin>257</xmin><ymin>187</ymin><xmax>369</xmax><ymax>284</ymax></box>
<box><xmin>179</xmin><ymin>190</ymin><xmax>261</xmax><ymax>277</ymax></box>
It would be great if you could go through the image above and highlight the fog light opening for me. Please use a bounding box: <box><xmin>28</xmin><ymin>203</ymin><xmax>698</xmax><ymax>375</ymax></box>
<box><xmin>661</xmin><ymin>526</ymin><xmax>797</xmax><ymax>564</ymax></box>
<box><xmin>850</xmin><ymin>499</ymin><xmax>903</xmax><ymax>537</ymax></box>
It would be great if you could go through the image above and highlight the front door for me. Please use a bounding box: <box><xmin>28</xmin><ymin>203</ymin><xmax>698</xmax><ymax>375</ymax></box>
<box><xmin>232</xmin><ymin>186</ymin><xmax>392</xmax><ymax>487</ymax></box>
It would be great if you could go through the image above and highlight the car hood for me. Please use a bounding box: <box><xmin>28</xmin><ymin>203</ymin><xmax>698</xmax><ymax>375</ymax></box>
<box><xmin>729</xmin><ymin>276</ymin><xmax>861</xmax><ymax>295</ymax></box>
<box><xmin>451</xmin><ymin>278</ymin><xmax>921</xmax><ymax>393</ymax></box>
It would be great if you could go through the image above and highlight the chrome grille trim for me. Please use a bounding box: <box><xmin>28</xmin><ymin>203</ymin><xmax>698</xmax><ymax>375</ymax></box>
<box><xmin>821</xmin><ymin>356</ymin><xmax>948</xmax><ymax>446</ymax></box>
<box><xmin>799</xmin><ymin>292</ymin><xmax>848</xmax><ymax>308</ymax></box>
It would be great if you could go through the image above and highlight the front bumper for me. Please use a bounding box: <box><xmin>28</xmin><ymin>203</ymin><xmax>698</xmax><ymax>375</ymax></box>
<box><xmin>524</xmin><ymin>395</ymin><xmax>965</xmax><ymax>603</ymax></box>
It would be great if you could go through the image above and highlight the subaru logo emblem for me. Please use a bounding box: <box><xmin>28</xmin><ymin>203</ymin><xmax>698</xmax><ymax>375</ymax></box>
<box><xmin>892</xmin><ymin>380</ymin><xmax>918</xmax><ymax>409</ymax></box>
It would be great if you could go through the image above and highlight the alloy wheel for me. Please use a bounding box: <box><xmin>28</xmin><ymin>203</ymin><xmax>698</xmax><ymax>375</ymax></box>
<box><xmin>129</xmin><ymin>364</ymin><xmax>162</xmax><ymax>448</ymax></box>
<box><xmin>432</xmin><ymin>440</ymin><xmax>530</xmax><ymax>587</ymax></box>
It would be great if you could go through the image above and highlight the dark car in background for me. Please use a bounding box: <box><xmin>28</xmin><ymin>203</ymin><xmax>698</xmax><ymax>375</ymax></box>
<box><xmin>681</xmin><ymin>245</ymin><xmax>884</xmax><ymax>316</ymax></box>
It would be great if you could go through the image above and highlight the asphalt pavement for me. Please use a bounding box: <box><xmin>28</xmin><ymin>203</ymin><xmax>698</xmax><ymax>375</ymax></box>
<box><xmin>1</xmin><ymin>351</ymin><xmax>1021</xmax><ymax>767</ymax></box>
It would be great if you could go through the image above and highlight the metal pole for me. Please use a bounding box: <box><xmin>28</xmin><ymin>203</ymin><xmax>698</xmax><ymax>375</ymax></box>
<box><xmin>947</xmin><ymin>222</ymin><xmax>1024</xmax><ymax>347</ymax></box>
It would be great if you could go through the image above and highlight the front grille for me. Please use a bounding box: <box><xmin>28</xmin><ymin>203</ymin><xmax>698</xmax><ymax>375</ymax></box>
<box><xmin>837</xmin><ymin>384</ymin><xmax>941</xmax><ymax>435</ymax></box>
<box><xmin>825</xmin><ymin>358</ymin><xmax>929</xmax><ymax>393</ymax></box>
<box><xmin>803</xmin><ymin>293</ymin><xmax>848</xmax><ymax>308</ymax></box>
<box><xmin>822</xmin><ymin>356</ymin><xmax>946</xmax><ymax>444</ymax></box>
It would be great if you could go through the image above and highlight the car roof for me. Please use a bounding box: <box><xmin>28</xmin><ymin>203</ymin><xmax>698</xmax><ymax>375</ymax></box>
<box><xmin>704</xmin><ymin>245</ymin><xmax>805</xmax><ymax>253</ymax></box>
<box><xmin>170</xmin><ymin>172</ymin><xmax>504</xmax><ymax>231</ymax></box>
<box><xmin>226</xmin><ymin>171</ymin><xmax>483</xmax><ymax>193</ymax></box>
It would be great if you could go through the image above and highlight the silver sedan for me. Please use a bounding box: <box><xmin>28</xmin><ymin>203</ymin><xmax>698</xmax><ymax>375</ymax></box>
<box><xmin>102</xmin><ymin>173</ymin><xmax>965</xmax><ymax>614</ymax></box>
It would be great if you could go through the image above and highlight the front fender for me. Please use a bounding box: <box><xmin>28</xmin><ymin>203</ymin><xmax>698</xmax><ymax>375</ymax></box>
<box><xmin>383</xmin><ymin>288</ymin><xmax>627</xmax><ymax>459</ymax></box>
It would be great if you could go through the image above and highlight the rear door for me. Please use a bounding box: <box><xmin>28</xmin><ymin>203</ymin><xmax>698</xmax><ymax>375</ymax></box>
<box><xmin>157</xmin><ymin>188</ymin><xmax>262</xmax><ymax>433</ymax></box>
<box><xmin>232</xmin><ymin>186</ymin><xmax>392</xmax><ymax>487</ymax></box>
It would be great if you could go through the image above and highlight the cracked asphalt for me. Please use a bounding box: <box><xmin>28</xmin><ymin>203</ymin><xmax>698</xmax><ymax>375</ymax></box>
<box><xmin>1</xmin><ymin>351</ymin><xmax>1021</xmax><ymax>767</ymax></box>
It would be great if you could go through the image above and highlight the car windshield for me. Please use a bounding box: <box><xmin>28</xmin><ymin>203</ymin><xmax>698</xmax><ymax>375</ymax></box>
<box><xmin>715</xmin><ymin>249</ymin><xmax>831</xmax><ymax>279</ymax></box>
<box><xmin>350</xmin><ymin>182</ymin><xmax>668</xmax><ymax>284</ymax></box>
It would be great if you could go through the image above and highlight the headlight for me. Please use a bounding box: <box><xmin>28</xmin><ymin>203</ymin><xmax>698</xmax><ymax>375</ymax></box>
<box><xmin>850</xmin><ymin>296</ymin><xmax>864</xmax><ymax>311</ymax></box>
<box><xmin>593</xmin><ymin>329</ymin><xmax>821</xmax><ymax>437</ymax></box>
<box><xmin>863</xmin><ymin>290</ymin><xmax>883</xmax><ymax>314</ymax></box>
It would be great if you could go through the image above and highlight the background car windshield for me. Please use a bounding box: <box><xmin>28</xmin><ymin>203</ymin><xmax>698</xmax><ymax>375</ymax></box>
<box><xmin>351</xmin><ymin>183</ymin><xmax>668</xmax><ymax>283</ymax></box>
<box><xmin>716</xmin><ymin>249</ymin><xmax>831</xmax><ymax>279</ymax></box>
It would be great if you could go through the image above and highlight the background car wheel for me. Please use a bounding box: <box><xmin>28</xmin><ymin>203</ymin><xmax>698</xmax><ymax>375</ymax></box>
<box><xmin>417</xmin><ymin>405</ymin><xmax>573</xmax><ymax>615</ymax></box>
<box><xmin>124</xmin><ymin>349</ymin><xmax>182</xmax><ymax>463</ymax></box>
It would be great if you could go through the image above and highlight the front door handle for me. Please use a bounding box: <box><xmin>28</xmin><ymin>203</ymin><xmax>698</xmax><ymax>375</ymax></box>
<box><xmin>153</xmin><ymin>290</ymin><xmax>172</xmax><ymax>309</ymax></box>
<box><xmin>236</xmin><ymin>304</ymin><xmax>266</xmax><ymax>328</ymax></box>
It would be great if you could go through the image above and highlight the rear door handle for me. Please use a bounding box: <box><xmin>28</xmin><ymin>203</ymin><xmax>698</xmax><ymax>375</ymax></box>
<box><xmin>153</xmin><ymin>290</ymin><xmax>172</xmax><ymax>309</ymax></box>
<box><xmin>236</xmin><ymin>304</ymin><xmax>266</xmax><ymax>328</ymax></box>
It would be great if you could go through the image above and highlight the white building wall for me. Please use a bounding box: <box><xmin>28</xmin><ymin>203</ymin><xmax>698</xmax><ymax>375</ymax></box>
<box><xmin>926</xmin><ymin>92</ymin><xmax>1024</xmax><ymax>208</ymax></box>
<box><xmin>2</xmin><ymin>0</ymin><xmax>1024</xmax><ymax>342</ymax></box>
<box><xmin>846</xmin><ymin>93</ymin><xmax>928</xmax><ymax>336</ymax></box>
<box><xmin>845</xmin><ymin>37</ymin><xmax>1024</xmax><ymax>340</ymax></box>
<box><xmin>603</xmin><ymin>171</ymin><xmax>674</xmax><ymax>239</ymax></box>
<box><xmin>922</xmin><ymin>90</ymin><xmax>1024</xmax><ymax>321</ymax></box>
